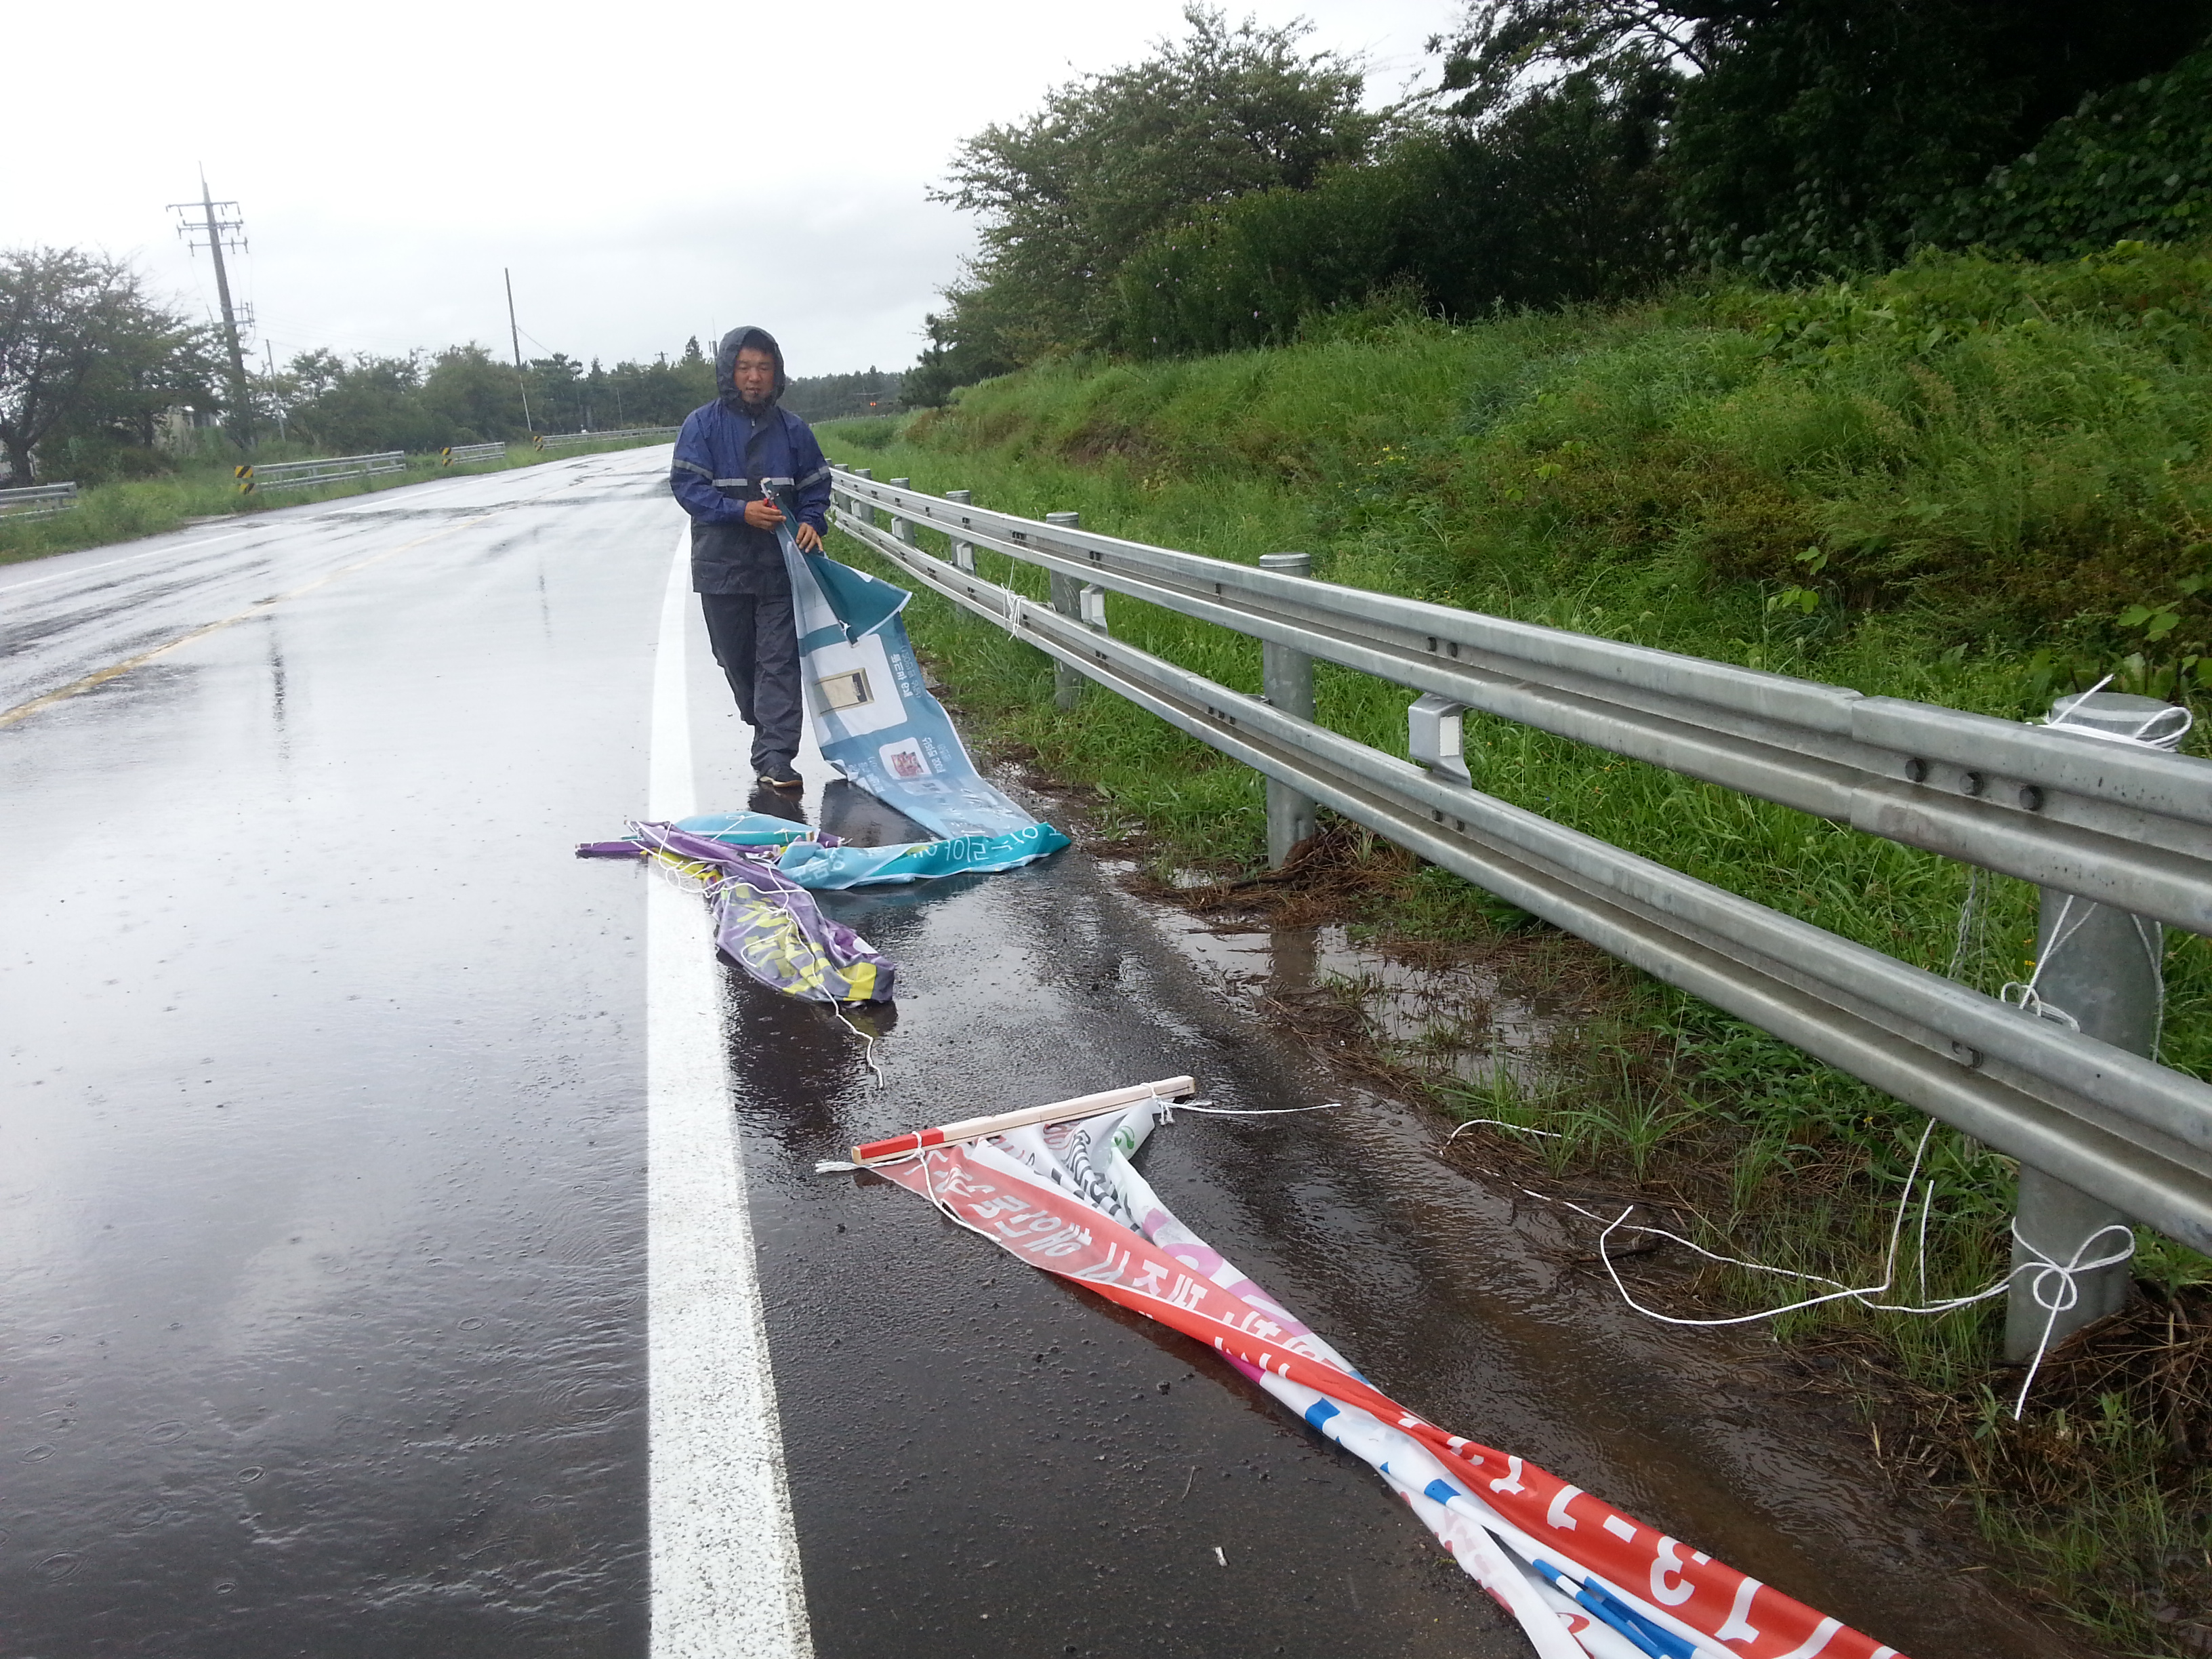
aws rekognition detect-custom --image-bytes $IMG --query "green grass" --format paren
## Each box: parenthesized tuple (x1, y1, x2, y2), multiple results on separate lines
(0, 434, 668, 568)
(819, 241, 2212, 1654)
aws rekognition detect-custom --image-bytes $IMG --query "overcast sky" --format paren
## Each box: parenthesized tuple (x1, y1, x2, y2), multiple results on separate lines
(7, 0, 1461, 379)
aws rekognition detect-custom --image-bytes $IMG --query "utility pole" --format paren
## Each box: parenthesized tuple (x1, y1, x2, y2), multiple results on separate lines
(505, 268, 535, 434)
(169, 173, 255, 449)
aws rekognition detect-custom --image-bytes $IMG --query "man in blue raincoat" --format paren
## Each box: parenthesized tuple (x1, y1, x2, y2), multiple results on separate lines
(670, 326, 832, 790)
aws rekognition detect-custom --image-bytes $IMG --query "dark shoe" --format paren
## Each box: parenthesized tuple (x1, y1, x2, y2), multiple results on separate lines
(756, 766, 803, 790)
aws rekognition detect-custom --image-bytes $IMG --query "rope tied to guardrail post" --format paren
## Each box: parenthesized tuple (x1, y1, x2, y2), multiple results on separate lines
(1991, 675, 2187, 1050)
(1485, 1118, 2131, 1416)
(2043, 674, 2195, 749)
(2006, 1220, 2139, 1417)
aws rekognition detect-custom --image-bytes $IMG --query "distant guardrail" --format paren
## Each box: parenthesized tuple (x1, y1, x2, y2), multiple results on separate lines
(0, 482, 80, 520)
(441, 442, 508, 466)
(532, 426, 679, 451)
(236, 452, 406, 494)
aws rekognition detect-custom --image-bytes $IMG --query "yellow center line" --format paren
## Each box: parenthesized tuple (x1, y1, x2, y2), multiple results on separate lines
(0, 510, 505, 732)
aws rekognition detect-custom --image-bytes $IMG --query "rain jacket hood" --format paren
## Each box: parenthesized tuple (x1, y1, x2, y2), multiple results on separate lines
(716, 325, 787, 409)
(672, 327, 831, 596)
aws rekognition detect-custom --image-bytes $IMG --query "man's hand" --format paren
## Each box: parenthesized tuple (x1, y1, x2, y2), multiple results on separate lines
(743, 496, 820, 550)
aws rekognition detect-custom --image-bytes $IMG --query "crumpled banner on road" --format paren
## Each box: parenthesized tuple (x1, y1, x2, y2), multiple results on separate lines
(619, 821, 893, 1002)
(575, 514, 1065, 1002)
(860, 1103, 1905, 1659)
(579, 811, 1069, 890)
(774, 512, 1038, 840)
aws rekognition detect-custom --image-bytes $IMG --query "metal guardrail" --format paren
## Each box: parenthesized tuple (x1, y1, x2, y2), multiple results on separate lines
(828, 466, 2212, 1261)
(441, 442, 508, 466)
(0, 482, 81, 519)
(834, 474, 2212, 936)
(533, 426, 679, 451)
(236, 452, 406, 494)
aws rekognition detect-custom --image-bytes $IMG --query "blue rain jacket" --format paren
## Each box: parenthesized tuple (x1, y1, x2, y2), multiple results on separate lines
(670, 325, 832, 595)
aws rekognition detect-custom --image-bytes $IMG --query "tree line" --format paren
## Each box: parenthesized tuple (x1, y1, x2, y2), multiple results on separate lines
(0, 253, 905, 487)
(908, 1, 2212, 399)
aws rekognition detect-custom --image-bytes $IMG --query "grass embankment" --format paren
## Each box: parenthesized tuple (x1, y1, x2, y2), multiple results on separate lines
(820, 243, 2212, 1654)
(0, 435, 667, 568)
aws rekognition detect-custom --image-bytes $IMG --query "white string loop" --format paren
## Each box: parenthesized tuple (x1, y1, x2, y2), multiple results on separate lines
(2007, 1221, 2137, 1418)
(1501, 1117, 2137, 1417)
(1997, 890, 2094, 1031)
(1162, 1099, 1342, 1120)
(1446, 1118, 1564, 1142)
(2043, 676, 2194, 749)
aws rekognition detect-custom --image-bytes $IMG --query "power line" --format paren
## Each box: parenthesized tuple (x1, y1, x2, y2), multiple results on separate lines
(168, 170, 255, 449)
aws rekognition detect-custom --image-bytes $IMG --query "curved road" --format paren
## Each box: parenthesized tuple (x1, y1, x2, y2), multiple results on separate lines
(1, 449, 2068, 1658)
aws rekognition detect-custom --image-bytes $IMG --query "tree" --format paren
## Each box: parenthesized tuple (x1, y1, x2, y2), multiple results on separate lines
(0, 247, 208, 484)
(782, 367, 905, 422)
(922, 5, 1385, 387)
(1431, 1, 2212, 279)
(1109, 60, 1675, 356)
(283, 350, 447, 455)
(523, 352, 586, 433)
(1427, 0, 1711, 120)
(419, 344, 526, 443)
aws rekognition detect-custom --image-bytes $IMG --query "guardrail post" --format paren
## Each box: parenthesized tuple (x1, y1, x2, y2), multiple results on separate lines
(1258, 552, 1318, 865)
(1045, 512, 1084, 710)
(945, 490, 976, 572)
(2003, 690, 2183, 1361)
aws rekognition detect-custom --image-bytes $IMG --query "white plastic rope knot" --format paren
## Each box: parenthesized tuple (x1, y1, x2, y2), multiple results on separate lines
(2007, 1220, 2137, 1419)
(2043, 675, 2194, 750)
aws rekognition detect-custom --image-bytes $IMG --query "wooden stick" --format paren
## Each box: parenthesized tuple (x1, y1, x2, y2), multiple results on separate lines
(851, 1076, 1197, 1166)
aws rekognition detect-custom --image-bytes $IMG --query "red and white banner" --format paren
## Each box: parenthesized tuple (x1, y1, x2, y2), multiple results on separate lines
(855, 1100, 1902, 1659)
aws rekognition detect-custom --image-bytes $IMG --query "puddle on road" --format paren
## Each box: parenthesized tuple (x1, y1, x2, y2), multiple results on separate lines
(1103, 865, 1559, 1092)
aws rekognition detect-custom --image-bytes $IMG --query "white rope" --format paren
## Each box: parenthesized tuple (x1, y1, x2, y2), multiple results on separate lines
(2001, 678, 2186, 1033)
(2043, 676, 2194, 749)
(1557, 1120, 1948, 1322)
(1507, 1115, 2135, 1418)
(1650, 679, 2183, 1412)
(1995, 875, 2166, 1059)
(832, 1003, 886, 1087)
(1999, 892, 2093, 1031)
(1445, 1117, 1564, 1142)
(2007, 1221, 2137, 1418)
(1161, 1100, 1342, 1120)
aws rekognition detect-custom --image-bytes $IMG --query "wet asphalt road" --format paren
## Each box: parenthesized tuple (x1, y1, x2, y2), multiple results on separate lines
(2, 449, 2068, 1658)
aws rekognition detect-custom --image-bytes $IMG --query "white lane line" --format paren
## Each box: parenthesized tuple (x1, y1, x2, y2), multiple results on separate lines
(647, 526, 813, 1659)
